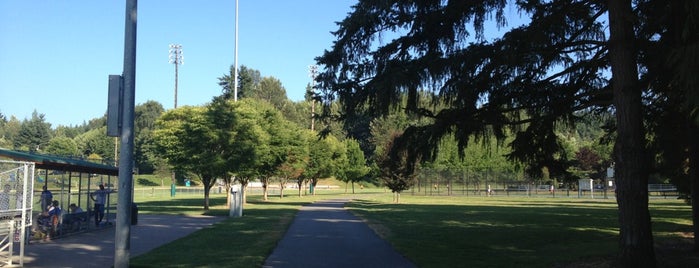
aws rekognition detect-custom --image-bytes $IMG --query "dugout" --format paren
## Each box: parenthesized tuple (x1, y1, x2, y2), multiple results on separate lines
(0, 148, 119, 241)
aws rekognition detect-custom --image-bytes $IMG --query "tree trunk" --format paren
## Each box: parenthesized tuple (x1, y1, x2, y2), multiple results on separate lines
(690, 125, 699, 252)
(204, 185, 211, 210)
(280, 179, 286, 199)
(225, 181, 231, 209)
(311, 179, 317, 195)
(608, 1, 656, 266)
(242, 183, 248, 204)
(297, 179, 303, 197)
(262, 184, 268, 201)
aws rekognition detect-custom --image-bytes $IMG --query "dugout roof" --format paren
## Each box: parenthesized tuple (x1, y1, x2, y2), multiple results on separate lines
(0, 148, 118, 176)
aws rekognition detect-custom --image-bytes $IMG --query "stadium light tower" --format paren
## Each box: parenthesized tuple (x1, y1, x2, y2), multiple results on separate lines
(168, 44, 183, 198)
(308, 64, 319, 131)
(168, 44, 183, 108)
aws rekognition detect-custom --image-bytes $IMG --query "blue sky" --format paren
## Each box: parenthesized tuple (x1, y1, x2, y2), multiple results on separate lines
(0, 0, 356, 127)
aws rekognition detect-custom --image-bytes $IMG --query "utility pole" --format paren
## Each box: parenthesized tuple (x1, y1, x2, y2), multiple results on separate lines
(115, 0, 137, 267)
(168, 44, 182, 197)
(308, 64, 318, 131)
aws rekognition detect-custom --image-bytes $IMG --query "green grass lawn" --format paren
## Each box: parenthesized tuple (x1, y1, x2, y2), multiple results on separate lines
(129, 191, 696, 267)
(349, 195, 621, 267)
(129, 190, 351, 267)
(348, 195, 696, 267)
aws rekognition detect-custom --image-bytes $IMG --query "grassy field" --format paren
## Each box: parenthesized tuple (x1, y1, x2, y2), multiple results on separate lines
(128, 190, 697, 267)
(348, 195, 696, 267)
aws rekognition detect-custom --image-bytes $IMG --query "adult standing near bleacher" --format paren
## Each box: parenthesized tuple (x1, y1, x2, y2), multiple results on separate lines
(40, 185, 52, 212)
(90, 184, 112, 227)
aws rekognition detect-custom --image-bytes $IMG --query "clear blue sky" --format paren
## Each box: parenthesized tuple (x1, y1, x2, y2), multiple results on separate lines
(0, 0, 356, 127)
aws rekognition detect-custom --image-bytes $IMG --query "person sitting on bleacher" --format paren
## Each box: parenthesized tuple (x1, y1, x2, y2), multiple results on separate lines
(45, 200, 61, 226)
(36, 200, 61, 239)
(64, 203, 86, 232)
(69, 203, 83, 213)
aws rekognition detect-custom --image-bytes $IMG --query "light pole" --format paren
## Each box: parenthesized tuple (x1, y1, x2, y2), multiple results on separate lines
(308, 64, 318, 131)
(233, 0, 239, 102)
(168, 44, 183, 108)
(168, 44, 182, 197)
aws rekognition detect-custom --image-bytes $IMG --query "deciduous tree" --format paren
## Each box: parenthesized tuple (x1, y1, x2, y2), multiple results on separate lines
(339, 138, 369, 193)
(152, 106, 228, 209)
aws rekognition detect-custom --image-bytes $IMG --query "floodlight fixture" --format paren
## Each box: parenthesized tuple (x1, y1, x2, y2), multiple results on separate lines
(168, 44, 183, 108)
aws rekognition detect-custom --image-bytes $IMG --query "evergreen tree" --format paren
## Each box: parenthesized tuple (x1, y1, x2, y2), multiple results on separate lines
(315, 1, 694, 265)
(14, 111, 52, 152)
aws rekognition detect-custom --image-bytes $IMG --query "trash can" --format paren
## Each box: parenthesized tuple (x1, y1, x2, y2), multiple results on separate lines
(131, 203, 138, 225)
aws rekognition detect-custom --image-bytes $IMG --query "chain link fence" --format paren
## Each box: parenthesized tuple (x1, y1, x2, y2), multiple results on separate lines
(410, 168, 613, 198)
(0, 160, 34, 266)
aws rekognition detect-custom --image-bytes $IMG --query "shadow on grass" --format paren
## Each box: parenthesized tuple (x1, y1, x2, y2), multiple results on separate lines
(130, 207, 299, 267)
(136, 178, 160, 186)
(347, 199, 693, 268)
(129, 194, 337, 267)
(133, 196, 235, 217)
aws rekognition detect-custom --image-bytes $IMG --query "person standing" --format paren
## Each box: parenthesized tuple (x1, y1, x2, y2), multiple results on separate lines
(40, 185, 53, 212)
(90, 184, 112, 226)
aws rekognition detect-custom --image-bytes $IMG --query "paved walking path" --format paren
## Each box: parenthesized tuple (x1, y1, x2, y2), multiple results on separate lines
(16, 199, 413, 267)
(263, 199, 415, 268)
(16, 214, 225, 267)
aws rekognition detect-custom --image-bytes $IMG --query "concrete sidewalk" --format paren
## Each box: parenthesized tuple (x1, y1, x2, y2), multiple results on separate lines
(263, 199, 415, 268)
(17, 214, 226, 267)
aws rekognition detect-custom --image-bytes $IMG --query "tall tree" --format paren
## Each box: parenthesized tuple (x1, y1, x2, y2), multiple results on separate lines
(314, 1, 689, 266)
(607, 2, 655, 264)
(225, 98, 272, 203)
(1, 117, 21, 149)
(302, 134, 344, 195)
(257, 103, 306, 199)
(46, 136, 79, 157)
(339, 138, 369, 193)
(218, 65, 262, 100)
(641, 0, 699, 251)
(134, 101, 165, 174)
(14, 111, 52, 152)
(0, 113, 10, 148)
(377, 131, 419, 202)
(74, 126, 113, 162)
(252, 77, 289, 110)
(152, 106, 229, 210)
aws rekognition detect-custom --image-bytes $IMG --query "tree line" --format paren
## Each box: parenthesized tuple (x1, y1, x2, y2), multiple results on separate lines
(1, 64, 619, 199)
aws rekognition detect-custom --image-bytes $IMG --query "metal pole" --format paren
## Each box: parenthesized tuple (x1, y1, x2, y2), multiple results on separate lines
(233, 0, 239, 102)
(174, 61, 178, 108)
(308, 65, 318, 131)
(168, 44, 181, 197)
(115, 0, 136, 267)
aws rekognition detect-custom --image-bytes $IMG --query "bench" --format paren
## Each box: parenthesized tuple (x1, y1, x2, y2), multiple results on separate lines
(61, 212, 89, 233)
